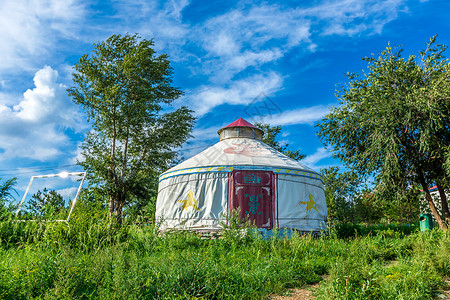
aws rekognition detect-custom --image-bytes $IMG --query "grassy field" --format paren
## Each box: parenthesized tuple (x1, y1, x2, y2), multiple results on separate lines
(0, 218, 448, 299)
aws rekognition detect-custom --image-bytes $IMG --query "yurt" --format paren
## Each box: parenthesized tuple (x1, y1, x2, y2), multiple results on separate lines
(156, 118, 327, 232)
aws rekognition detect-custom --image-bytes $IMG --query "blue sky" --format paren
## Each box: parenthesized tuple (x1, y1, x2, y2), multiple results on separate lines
(0, 0, 449, 201)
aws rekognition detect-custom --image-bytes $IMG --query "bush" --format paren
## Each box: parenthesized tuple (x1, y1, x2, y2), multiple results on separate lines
(332, 223, 419, 238)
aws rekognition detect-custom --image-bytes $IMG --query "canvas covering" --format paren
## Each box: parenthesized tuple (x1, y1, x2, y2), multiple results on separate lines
(156, 137, 327, 231)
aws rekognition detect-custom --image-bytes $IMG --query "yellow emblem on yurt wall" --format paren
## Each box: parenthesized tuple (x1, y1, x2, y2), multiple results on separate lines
(178, 191, 200, 211)
(300, 193, 318, 212)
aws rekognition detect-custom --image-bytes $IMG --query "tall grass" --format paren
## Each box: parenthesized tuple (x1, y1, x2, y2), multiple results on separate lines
(0, 215, 448, 299)
(316, 230, 449, 299)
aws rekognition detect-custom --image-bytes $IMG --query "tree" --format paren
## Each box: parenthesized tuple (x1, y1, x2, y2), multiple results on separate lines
(0, 177, 17, 202)
(68, 34, 195, 222)
(255, 123, 306, 160)
(0, 177, 17, 219)
(317, 36, 450, 229)
(320, 166, 363, 224)
(369, 182, 421, 224)
(321, 167, 420, 225)
(26, 188, 65, 217)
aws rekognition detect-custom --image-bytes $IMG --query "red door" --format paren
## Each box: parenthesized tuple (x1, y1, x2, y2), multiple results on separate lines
(231, 170, 274, 228)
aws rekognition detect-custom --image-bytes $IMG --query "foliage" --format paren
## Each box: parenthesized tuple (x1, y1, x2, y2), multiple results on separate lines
(317, 36, 450, 229)
(255, 122, 306, 160)
(445, 146, 450, 177)
(68, 34, 195, 222)
(353, 190, 384, 224)
(0, 177, 17, 220)
(321, 166, 421, 225)
(121, 171, 159, 222)
(0, 177, 17, 202)
(331, 223, 419, 239)
(320, 166, 363, 223)
(0, 192, 115, 251)
(371, 182, 421, 224)
(25, 188, 66, 218)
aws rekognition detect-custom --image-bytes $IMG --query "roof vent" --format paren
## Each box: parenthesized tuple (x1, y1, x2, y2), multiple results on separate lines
(217, 118, 264, 141)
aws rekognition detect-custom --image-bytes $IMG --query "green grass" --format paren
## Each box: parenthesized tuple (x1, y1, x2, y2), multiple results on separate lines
(315, 230, 449, 299)
(0, 218, 448, 299)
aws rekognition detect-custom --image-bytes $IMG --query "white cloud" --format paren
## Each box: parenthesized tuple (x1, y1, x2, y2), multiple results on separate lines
(109, 0, 190, 55)
(303, 0, 407, 36)
(14, 66, 66, 122)
(249, 105, 330, 126)
(0, 0, 85, 72)
(191, 126, 223, 140)
(178, 0, 408, 113)
(204, 32, 239, 56)
(191, 0, 407, 82)
(194, 5, 312, 83)
(0, 66, 84, 162)
(68, 142, 85, 165)
(303, 147, 330, 166)
(223, 49, 284, 78)
(199, 5, 312, 50)
(190, 72, 283, 116)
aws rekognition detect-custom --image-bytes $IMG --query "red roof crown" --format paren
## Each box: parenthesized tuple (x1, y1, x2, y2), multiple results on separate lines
(222, 117, 257, 129)
(217, 117, 264, 140)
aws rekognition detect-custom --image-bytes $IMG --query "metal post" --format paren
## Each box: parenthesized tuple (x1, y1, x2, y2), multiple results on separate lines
(66, 172, 86, 222)
(15, 171, 87, 221)
(15, 176, 35, 217)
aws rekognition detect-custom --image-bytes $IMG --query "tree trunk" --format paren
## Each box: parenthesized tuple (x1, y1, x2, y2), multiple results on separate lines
(418, 172, 448, 230)
(109, 107, 117, 220)
(109, 195, 115, 219)
(121, 129, 129, 179)
(436, 181, 450, 225)
(114, 195, 124, 224)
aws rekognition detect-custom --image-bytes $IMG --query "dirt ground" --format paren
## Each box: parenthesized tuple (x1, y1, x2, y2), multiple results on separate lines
(268, 284, 319, 300)
(442, 277, 450, 299)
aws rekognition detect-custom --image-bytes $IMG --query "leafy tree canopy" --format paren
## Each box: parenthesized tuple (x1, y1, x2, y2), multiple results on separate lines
(317, 36, 450, 229)
(320, 166, 362, 223)
(26, 188, 65, 217)
(68, 34, 196, 222)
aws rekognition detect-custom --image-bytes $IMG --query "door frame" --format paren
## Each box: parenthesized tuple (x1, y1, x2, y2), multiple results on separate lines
(227, 170, 278, 229)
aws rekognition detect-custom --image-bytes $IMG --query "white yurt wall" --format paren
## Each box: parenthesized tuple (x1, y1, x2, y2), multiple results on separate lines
(155, 118, 327, 232)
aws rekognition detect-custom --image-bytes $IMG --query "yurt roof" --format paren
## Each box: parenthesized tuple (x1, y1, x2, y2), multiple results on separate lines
(164, 137, 315, 174)
(162, 118, 316, 176)
(219, 117, 258, 130)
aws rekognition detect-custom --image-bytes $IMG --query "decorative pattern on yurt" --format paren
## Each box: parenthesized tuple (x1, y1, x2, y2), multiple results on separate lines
(156, 118, 327, 232)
